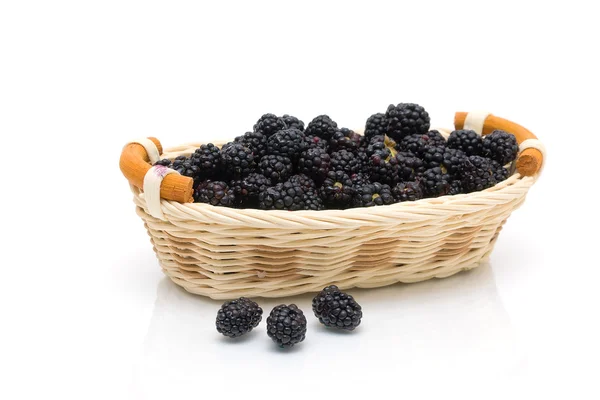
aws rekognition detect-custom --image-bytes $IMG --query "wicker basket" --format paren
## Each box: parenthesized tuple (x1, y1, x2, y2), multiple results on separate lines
(120, 111, 544, 299)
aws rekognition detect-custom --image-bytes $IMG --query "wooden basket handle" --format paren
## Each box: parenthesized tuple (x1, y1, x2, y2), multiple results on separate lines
(119, 137, 194, 203)
(454, 112, 544, 176)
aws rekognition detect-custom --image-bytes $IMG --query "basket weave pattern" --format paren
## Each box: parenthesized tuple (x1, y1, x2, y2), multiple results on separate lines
(131, 143, 537, 299)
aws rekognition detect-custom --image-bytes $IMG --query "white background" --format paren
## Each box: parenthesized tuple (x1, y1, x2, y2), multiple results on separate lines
(1, 1, 599, 399)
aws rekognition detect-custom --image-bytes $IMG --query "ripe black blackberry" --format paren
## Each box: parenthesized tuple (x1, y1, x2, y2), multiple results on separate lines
(154, 159, 172, 167)
(266, 304, 307, 348)
(216, 297, 263, 338)
(172, 156, 201, 182)
(194, 180, 236, 207)
(253, 113, 287, 137)
(303, 190, 325, 210)
(304, 134, 329, 151)
(396, 151, 425, 181)
(230, 173, 271, 208)
(288, 174, 317, 192)
(297, 147, 331, 182)
(368, 148, 400, 185)
(305, 115, 338, 141)
(190, 143, 221, 179)
(418, 167, 451, 198)
(385, 103, 430, 141)
(364, 113, 387, 139)
(220, 143, 257, 179)
(258, 155, 293, 183)
(258, 181, 305, 211)
(234, 131, 268, 159)
(329, 128, 362, 153)
(460, 156, 498, 193)
(319, 170, 355, 209)
(399, 130, 446, 156)
(281, 114, 305, 131)
(312, 285, 362, 331)
(482, 130, 519, 165)
(353, 182, 395, 207)
(447, 129, 483, 156)
(267, 128, 307, 162)
(392, 181, 424, 202)
(330, 149, 362, 175)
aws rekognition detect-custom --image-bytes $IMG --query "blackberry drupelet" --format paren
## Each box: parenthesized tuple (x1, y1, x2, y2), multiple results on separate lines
(191, 143, 221, 179)
(353, 182, 395, 207)
(253, 113, 287, 137)
(312, 285, 362, 330)
(418, 167, 451, 198)
(258, 181, 305, 211)
(305, 115, 338, 141)
(460, 156, 498, 193)
(258, 154, 293, 183)
(281, 114, 305, 131)
(234, 131, 268, 159)
(303, 190, 325, 210)
(266, 304, 307, 348)
(399, 130, 446, 156)
(154, 159, 172, 167)
(172, 156, 201, 182)
(230, 173, 271, 207)
(482, 130, 519, 165)
(220, 143, 257, 179)
(216, 297, 263, 338)
(330, 149, 362, 175)
(329, 128, 362, 153)
(392, 181, 424, 202)
(385, 103, 430, 141)
(267, 128, 307, 162)
(447, 129, 483, 156)
(364, 113, 387, 139)
(288, 174, 317, 191)
(297, 147, 331, 182)
(194, 180, 236, 207)
(319, 170, 355, 209)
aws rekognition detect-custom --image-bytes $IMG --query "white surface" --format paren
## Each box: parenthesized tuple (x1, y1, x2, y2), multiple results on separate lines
(1, 1, 599, 399)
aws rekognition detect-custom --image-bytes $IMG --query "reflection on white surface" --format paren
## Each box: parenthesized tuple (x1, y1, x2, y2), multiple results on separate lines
(133, 263, 523, 397)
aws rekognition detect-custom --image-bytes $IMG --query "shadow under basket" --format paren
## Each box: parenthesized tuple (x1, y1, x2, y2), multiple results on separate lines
(121, 111, 544, 299)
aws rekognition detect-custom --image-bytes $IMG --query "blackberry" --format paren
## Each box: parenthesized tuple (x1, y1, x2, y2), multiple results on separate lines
(288, 174, 317, 192)
(368, 148, 400, 185)
(154, 159, 172, 167)
(304, 134, 329, 151)
(234, 131, 268, 159)
(448, 180, 463, 195)
(253, 113, 287, 137)
(190, 143, 221, 179)
(258, 155, 293, 183)
(353, 182, 395, 207)
(399, 130, 446, 156)
(258, 181, 305, 211)
(418, 167, 451, 197)
(220, 143, 257, 179)
(319, 170, 355, 209)
(194, 180, 236, 207)
(364, 113, 387, 139)
(396, 151, 425, 181)
(312, 285, 362, 331)
(281, 114, 305, 131)
(482, 130, 519, 165)
(303, 190, 325, 210)
(230, 173, 271, 208)
(385, 103, 430, 141)
(392, 181, 424, 202)
(460, 156, 498, 193)
(305, 115, 338, 141)
(266, 304, 307, 348)
(267, 128, 307, 162)
(172, 156, 201, 182)
(297, 147, 331, 182)
(330, 150, 362, 175)
(447, 129, 483, 156)
(329, 128, 362, 153)
(216, 297, 263, 338)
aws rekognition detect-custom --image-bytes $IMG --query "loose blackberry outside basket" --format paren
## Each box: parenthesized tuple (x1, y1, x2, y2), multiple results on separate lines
(119, 111, 545, 299)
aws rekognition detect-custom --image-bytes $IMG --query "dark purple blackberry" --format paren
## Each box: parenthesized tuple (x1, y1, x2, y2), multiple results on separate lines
(353, 182, 395, 207)
(216, 297, 263, 338)
(448, 180, 463, 195)
(368, 148, 400, 185)
(288, 174, 317, 192)
(172, 156, 201, 182)
(305, 115, 338, 141)
(258, 181, 305, 211)
(154, 159, 172, 167)
(447, 129, 483, 156)
(319, 170, 355, 209)
(234, 131, 268, 159)
(418, 167, 451, 198)
(303, 190, 325, 210)
(297, 147, 331, 182)
(350, 172, 370, 187)
(194, 180, 236, 207)
(190, 143, 221, 179)
(329, 128, 362, 153)
(230, 173, 271, 207)
(304, 134, 329, 151)
(460, 156, 498, 193)
(253, 113, 287, 137)
(482, 130, 519, 165)
(364, 113, 387, 139)
(266, 304, 307, 348)
(267, 128, 307, 162)
(281, 114, 305, 131)
(312, 285, 362, 331)
(330, 150, 362, 175)
(396, 151, 425, 181)
(258, 155, 293, 183)
(399, 130, 446, 156)
(385, 103, 430, 141)
(220, 142, 257, 179)
(392, 181, 424, 202)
